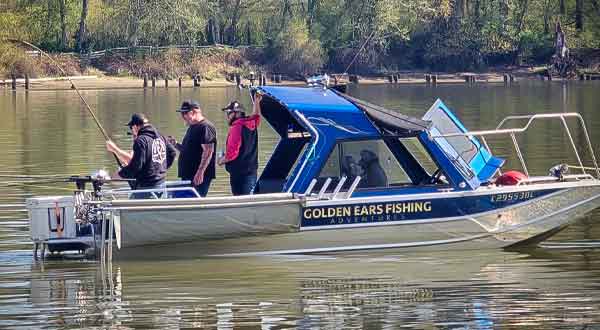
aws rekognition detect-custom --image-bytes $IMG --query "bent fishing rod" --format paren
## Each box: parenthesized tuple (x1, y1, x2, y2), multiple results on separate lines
(5, 39, 122, 167)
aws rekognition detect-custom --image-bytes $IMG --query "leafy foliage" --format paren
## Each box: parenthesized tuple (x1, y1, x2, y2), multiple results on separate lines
(1, 0, 600, 75)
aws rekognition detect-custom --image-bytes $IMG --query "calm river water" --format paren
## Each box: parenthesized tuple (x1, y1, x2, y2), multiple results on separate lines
(1, 81, 600, 329)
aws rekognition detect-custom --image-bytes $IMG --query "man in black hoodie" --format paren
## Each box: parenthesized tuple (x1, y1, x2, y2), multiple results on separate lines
(106, 113, 177, 198)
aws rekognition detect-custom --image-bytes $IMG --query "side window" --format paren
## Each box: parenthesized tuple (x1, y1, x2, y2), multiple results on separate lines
(316, 140, 412, 191)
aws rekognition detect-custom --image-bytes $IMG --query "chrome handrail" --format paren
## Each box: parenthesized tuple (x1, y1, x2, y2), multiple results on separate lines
(108, 186, 200, 199)
(432, 113, 600, 179)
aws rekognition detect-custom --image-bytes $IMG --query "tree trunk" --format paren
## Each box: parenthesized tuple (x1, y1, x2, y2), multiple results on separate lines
(58, 0, 67, 50)
(560, 0, 566, 14)
(575, 0, 584, 31)
(246, 23, 251, 45)
(76, 0, 89, 52)
(127, 0, 140, 47)
(474, 0, 481, 26)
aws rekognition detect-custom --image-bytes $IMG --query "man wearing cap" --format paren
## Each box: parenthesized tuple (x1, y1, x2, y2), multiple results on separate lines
(170, 100, 217, 197)
(217, 93, 262, 195)
(106, 113, 177, 198)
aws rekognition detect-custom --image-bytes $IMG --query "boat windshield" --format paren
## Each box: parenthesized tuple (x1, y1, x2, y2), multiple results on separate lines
(427, 109, 478, 164)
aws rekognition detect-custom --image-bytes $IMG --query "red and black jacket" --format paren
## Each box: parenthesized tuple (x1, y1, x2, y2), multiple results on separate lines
(224, 114, 260, 177)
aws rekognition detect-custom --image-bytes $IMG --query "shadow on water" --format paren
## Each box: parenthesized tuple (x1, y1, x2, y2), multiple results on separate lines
(0, 249, 599, 329)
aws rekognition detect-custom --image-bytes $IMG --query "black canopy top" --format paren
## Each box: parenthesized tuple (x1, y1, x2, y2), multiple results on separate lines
(339, 93, 432, 137)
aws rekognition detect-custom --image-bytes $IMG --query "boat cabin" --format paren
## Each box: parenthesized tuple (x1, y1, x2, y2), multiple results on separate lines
(253, 86, 504, 197)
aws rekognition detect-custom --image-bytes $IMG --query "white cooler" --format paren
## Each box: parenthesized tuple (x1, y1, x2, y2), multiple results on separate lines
(26, 196, 76, 242)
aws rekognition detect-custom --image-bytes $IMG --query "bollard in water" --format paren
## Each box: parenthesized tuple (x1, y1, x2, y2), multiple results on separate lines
(425, 74, 431, 84)
(143, 73, 148, 88)
(431, 74, 437, 84)
(165, 78, 169, 88)
(235, 73, 241, 87)
(11, 75, 16, 90)
(151, 76, 156, 88)
(393, 74, 399, 83)
(388, 75, 393, 83)
(178, 77, 182, 88)
(25, 74, 30, 90)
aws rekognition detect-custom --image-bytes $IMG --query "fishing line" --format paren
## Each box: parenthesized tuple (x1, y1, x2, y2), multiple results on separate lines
(343, 30, 377, 74)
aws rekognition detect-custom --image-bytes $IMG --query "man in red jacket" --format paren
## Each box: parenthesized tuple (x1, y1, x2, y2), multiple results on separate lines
(217, 93, 262, 195)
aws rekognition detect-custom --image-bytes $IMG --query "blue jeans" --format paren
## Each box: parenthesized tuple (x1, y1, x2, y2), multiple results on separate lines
(194, 178, 213, 197)
(130, 182, 166, 199)
(230, 174, 257, 196)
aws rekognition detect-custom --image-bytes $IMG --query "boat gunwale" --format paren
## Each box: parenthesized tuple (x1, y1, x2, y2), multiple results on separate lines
(108, 198, 302, 211)
(306, 179, 600, 207)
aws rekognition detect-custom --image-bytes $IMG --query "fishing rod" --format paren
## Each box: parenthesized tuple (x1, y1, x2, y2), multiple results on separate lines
(343, 30, 377, 75)
(5, 39, 122, 166)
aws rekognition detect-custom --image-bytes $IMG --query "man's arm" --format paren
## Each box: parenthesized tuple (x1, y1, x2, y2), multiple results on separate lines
(218, 125, 242, 166)
(118, 139, 146, 179)
(193, 143, 214, 186)
(106, 140, 133, 166)
(251, 93, 263, 116)
(165, 137, 177, 169)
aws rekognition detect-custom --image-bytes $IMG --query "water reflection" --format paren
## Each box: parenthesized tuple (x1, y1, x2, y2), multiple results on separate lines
(8, 249, 598, 329)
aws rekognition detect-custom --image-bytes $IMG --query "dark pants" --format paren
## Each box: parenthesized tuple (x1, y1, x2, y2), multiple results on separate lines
(130, 182, 166, 199)
(230, 174, 257, 196)
(194, 178, 213, 197)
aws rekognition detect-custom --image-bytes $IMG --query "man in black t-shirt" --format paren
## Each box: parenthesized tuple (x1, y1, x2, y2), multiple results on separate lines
(169, 100, 217, 197)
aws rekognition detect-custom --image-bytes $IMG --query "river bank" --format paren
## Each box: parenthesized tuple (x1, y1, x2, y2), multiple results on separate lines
(0, 68, 558, 91)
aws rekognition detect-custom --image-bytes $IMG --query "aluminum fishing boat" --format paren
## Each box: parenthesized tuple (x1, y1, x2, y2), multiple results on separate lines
(27, 84, 600, 257)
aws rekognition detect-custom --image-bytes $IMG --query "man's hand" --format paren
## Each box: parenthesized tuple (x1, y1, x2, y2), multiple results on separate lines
(106, 140, 118, 153)
(193, 170, 204, 186)
(217, 156, 226, 166)
(166, 135, 177, 145)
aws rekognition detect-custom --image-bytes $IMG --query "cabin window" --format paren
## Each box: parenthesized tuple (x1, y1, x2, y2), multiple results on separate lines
(316, 140, 412, 191)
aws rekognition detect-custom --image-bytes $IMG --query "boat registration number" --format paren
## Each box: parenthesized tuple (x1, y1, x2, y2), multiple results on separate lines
(490, 191, 535, 202)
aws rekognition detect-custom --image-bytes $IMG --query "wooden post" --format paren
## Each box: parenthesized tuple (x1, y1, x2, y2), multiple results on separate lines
(143, 73, 148, 88)
(178, 77, 182, 88)
(235, 73, 241, 87)
(509, 75, 515, 82)
(425, 74, 431, 84)
(387, 75, 393, 83)
(165, 77, 169, 88)
(25, 74, 30, 90)
(431, 74, 437, 85)
(11, 75, 17, 90)
(393, 74, 398, 83)
(504, 74, 509, 84)
(151, 76, 156, 88)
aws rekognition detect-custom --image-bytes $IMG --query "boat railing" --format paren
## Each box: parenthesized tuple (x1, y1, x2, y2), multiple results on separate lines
(432, 112, 600, 179)
(516, 173, 596, 186)
(104, 180, 200, 199)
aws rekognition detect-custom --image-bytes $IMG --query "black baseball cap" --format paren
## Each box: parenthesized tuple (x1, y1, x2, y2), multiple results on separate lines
(177, 100, 200, 113)
(221, 100, 245, 113)
(125, 113, 148, 127)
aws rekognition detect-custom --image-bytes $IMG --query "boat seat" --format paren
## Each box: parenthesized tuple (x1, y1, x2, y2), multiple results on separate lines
(469, 146, 505, 183)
